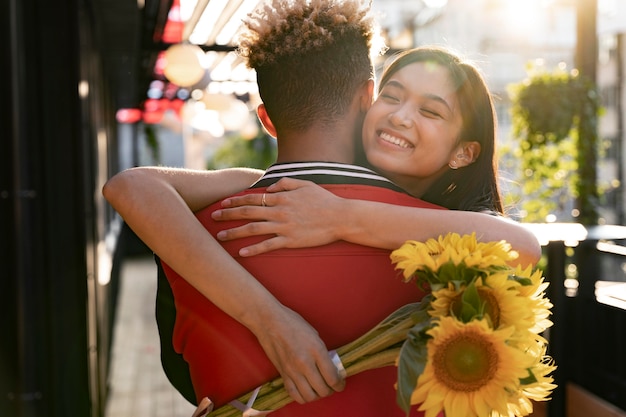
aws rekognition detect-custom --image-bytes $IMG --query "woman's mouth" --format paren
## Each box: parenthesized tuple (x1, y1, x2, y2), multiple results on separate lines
(379, 131, 413, 149)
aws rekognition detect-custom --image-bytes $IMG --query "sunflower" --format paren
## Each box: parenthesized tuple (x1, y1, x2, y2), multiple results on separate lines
(411, 317, 534, 417)
(390, 233, 519, 289)
(504, 353, 557, 417)
(391, 239, 440, 281)
(514, 341, 557, 397)
(429, 274, 547, 337)
(511, 265, 554, 335)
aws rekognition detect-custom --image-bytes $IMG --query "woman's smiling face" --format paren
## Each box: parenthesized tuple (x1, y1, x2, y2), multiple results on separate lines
(362, 61, 465, 196)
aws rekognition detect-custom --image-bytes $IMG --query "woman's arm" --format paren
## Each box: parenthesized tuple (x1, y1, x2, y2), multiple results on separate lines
(102, 167, 345, 403)
(212, 178, 542, 267)
(105, 166, 264, 212)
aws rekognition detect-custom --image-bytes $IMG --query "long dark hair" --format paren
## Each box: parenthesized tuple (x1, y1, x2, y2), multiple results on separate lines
(379, 46, 503, 214)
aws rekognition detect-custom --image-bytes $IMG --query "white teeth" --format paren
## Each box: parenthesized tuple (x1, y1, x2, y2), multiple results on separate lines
(379, 131, 411, 148)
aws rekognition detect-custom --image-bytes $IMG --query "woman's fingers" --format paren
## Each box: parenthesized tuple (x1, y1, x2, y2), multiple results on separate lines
(277, 345, 344, 404)
(266, 177, 316, 192)
(221, 177, 316, 208)
(213, 179, 341, 254)
(254, 307, 344, 405)
(191, 398, 213, 417)
(215, 221, 273, 239)
(237, 238, 284, 257)
(221, 193, 268, 209)
(213, 205, 270, 221)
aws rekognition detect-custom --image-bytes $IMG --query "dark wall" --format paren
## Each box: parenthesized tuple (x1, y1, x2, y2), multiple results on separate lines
(1, 0, 120, 416)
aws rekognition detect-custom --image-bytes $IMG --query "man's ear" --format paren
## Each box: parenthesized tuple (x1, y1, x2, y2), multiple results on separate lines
(256, 104, 277, 138)
(455, 141, 481, 168)
(360, 79, 375, 113)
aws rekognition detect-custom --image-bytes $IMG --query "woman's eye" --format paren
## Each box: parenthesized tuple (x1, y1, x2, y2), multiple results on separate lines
(381, 94, 399, 102)
(421, 108, 442, 118)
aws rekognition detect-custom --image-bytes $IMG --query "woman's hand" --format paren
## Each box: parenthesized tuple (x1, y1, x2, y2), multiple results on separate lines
(251, 304, 346, 403)
(212, 178, 345, 256)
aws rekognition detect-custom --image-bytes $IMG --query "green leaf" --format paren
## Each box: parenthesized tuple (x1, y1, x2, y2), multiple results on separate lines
(519, 368, 539, 385)
(409, 300, 434, 328)
(458, 281, 482, 322)
(508, 274, 533, 286)
(396, 320, 432, 414)
(438, 262, 464, 283)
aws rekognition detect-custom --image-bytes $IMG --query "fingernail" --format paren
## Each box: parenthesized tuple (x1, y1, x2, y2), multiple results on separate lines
(211, 210, 222, 219)
(216, 231, 226, 240)
(192, 398, 213, 417)
(221, 198, 232, 207)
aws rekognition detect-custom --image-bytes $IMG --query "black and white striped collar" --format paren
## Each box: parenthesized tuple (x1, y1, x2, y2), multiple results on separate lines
(251, 161, 406, 193)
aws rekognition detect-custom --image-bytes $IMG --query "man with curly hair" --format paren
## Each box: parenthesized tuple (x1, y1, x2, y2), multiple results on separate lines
(153, 0, 438, 415)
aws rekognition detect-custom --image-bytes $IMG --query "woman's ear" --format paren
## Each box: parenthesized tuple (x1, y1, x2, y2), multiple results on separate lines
(454, 141, 481, 168)
(256, 104, 277, 138)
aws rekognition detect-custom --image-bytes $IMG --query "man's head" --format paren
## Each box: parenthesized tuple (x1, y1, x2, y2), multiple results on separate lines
(238, 0, 385, 138)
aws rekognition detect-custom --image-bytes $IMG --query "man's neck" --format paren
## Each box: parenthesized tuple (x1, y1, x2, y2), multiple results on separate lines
(274, 121, 358, 164)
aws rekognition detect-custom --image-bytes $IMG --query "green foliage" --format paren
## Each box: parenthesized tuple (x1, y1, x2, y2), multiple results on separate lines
(501, 135, 578, 222)
(207, 129, 277, 170)
(396, 299, 432, 414)
(510, 70, 578, 145)
(507, 65, 601, 224)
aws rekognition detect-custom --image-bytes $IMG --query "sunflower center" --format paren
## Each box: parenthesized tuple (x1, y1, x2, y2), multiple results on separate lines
(433, 328, 499, 392)
(451, 287, 501, 327)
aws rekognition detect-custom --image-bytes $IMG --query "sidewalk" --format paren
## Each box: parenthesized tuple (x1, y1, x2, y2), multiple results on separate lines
(105, 256, 196, 417)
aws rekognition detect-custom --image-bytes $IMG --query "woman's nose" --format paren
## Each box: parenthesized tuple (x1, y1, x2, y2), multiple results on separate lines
(388, 106, 413, 128)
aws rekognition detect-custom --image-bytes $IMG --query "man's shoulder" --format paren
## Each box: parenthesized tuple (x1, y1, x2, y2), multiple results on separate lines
(323, 184, 444, 210)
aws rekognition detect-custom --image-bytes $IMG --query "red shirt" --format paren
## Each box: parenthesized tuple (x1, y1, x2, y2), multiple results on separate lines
(161, 164, 444, 416)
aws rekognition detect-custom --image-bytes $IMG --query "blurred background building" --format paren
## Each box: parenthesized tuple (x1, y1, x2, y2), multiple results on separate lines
(2, 0, 626, 416)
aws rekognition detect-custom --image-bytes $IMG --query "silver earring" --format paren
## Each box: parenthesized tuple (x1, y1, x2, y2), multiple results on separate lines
(448, 160, 458, 170)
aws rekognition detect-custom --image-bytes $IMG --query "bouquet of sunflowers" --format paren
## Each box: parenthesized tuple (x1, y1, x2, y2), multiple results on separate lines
(209, 233, 556, 417)
(391, 232, 556, 417)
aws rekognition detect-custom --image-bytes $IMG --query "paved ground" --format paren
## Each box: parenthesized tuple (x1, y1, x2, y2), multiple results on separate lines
(104, 256, 196, 417)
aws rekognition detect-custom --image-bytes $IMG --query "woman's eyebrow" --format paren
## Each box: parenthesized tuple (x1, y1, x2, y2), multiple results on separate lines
(422, 93, 453, 113)
(381, 80, 405, 91)
(383, 79, 454, 113)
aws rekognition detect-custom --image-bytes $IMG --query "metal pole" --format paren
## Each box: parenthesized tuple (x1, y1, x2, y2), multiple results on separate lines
(545, 241, 568, 417)
(575, 0, 599, 224)
(576, 0, 598, 80)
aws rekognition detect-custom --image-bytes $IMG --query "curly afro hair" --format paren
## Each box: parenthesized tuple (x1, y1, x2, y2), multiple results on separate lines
(237, 0, 386, 133)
